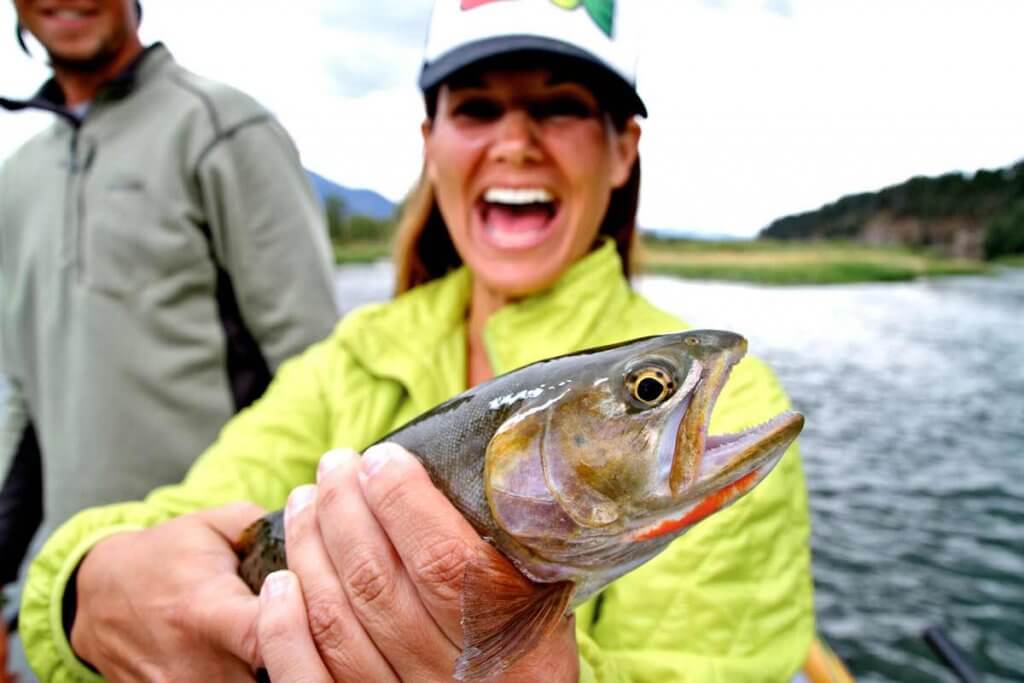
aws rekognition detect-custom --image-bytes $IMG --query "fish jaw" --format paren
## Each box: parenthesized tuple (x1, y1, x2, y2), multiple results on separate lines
(671, 331, 749, 494)
(631, 410, 804, 543)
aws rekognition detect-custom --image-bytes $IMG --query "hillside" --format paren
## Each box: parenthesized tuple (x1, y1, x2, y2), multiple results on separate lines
(759, 160, 1024, 260)
(306, 170, 396, 220)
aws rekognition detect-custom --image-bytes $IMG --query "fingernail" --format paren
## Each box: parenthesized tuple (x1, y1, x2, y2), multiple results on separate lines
(262, 571, 292, 601)
(360, 443, 406, 480)
(317, 448, 356, 483)
(285, 484, 317, 523)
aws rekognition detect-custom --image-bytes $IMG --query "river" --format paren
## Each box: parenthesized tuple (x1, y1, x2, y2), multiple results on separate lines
(335, 263, 1024, 682)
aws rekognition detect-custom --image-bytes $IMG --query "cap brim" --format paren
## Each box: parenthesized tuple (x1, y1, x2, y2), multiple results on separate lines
(418, 34, 646, 117)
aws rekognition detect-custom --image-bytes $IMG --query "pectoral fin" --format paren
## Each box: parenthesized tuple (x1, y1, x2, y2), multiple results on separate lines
(455, 546, 574, 680)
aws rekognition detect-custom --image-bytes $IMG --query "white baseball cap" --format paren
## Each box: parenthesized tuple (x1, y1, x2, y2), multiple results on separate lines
(419, 0, 646, 117)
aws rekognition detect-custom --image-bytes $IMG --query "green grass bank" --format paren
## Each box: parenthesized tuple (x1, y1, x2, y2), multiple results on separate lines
(330, 235, 991, 285)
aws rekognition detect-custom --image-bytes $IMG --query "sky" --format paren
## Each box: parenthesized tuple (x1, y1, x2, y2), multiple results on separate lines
(1, 0, 1022, 237)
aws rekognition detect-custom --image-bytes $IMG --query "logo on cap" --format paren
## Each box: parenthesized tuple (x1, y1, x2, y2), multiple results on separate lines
(460, 0, 614, 37)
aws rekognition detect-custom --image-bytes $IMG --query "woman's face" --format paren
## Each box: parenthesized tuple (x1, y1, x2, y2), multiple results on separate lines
(423, 67, 640, 299)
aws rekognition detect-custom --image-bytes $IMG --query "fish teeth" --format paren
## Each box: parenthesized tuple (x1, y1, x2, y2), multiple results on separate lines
(484, 187, 553, 205)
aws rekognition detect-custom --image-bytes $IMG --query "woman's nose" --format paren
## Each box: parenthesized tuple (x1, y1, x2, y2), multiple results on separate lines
(488, 109, 542, 165)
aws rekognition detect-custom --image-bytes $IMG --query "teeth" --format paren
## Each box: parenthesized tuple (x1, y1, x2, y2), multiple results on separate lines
(55, 9, 86, 18)
(484, 187, 553, 205)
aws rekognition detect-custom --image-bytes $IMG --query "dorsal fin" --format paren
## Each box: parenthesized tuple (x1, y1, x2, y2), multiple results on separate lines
(455, 546, 574, 680)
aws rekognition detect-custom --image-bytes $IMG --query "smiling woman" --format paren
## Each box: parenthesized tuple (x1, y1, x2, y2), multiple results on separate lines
(423, 65, 638, 316)
(18, 2, 822, 682)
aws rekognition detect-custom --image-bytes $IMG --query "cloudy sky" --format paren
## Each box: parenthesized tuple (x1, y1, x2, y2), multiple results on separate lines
(2, 0, 1022, 237)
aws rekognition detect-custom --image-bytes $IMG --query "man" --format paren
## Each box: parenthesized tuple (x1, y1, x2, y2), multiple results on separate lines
(0, 0, 338, 674)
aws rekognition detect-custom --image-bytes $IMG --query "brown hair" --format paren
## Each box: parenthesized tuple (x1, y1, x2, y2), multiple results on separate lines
(393, 157, 641, 295)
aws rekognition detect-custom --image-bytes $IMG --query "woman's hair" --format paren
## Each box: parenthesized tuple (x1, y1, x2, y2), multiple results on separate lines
(393, 157, 640, 295)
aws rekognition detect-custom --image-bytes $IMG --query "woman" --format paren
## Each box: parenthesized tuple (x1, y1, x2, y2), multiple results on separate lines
(20, 2, 816, 681)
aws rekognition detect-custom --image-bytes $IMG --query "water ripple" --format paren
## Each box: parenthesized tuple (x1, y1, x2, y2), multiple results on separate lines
(637, 269, 1024, 682)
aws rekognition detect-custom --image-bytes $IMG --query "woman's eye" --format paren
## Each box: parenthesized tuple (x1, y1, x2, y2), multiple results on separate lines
(629, 368, 676, 406)
(453, 98, 504, 122)
(530, 96, 597, 120)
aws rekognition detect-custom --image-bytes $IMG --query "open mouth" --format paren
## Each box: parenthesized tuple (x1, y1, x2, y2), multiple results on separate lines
(476, 187, 561, 251)
(631, 340, 805, 543)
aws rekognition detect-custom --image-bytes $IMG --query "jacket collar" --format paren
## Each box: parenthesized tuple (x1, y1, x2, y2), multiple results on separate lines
(0, 43, 171, 125)
(343, 239, 635, 415)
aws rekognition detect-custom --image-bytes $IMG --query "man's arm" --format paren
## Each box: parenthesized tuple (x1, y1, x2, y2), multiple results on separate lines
(195, 116, 339, 372)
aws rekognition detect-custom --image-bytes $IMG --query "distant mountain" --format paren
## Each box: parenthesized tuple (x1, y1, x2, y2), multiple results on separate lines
(641, 227, 750, 242)
(306, 170, 396, 221)
(759, 159, 1024, 260)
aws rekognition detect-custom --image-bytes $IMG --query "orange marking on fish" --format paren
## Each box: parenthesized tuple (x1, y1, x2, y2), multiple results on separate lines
(633, 470, 761, 542)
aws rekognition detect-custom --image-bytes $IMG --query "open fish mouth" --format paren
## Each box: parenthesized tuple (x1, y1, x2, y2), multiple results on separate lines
(696, 411, 804, 493)
(631, 410, 803, 543)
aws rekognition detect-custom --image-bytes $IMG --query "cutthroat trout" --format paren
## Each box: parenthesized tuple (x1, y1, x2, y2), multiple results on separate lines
(236, 330, 804, 679)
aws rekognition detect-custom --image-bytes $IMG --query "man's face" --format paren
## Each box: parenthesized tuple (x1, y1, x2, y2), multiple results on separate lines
(13, 0, 139, 70)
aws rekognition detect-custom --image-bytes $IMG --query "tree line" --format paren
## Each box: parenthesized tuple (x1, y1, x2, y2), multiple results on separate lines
(323, 195, 396, 244)
(759, 160, 1024, 260)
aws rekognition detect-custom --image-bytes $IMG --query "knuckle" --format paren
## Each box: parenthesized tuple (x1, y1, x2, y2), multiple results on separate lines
(411, 537, 469, 599)
(160, 599, 191, 635)
(370, 475, 414, 520)
(304, 595, 351, 653)
(343, 552, 394, 610)
(316, 481, 343, 514)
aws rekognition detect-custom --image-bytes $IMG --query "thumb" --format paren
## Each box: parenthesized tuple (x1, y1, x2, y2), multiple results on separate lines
(196, 502, 268, 542)
(192, 576, 263, 671)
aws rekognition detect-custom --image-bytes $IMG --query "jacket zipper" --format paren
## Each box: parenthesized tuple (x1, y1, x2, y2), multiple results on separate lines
(66, 118, 91, 283)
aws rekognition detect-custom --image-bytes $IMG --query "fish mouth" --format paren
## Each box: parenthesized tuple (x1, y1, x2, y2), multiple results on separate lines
(632, 408, 804, 543)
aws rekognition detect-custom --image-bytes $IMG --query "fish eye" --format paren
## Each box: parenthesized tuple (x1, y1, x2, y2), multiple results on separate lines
(627, 367, 676, 407)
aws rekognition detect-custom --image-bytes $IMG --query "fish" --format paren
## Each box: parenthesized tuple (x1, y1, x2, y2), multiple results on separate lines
(235, 329, 804, 680)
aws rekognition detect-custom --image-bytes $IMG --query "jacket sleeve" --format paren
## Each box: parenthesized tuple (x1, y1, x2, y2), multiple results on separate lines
(0, 380, 43, 586)
(19, 333, 343, 683)
(573, 357, 815, 682)
(195, 116, 339, 372)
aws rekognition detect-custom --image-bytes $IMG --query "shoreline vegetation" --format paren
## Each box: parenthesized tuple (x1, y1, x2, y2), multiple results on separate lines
(321, 157, 1022, 285)
(636, 236, 989, 285)
(330, 233, 1004, 285)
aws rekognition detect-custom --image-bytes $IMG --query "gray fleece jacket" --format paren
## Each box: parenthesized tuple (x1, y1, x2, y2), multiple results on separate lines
(0, 44, 339, 581)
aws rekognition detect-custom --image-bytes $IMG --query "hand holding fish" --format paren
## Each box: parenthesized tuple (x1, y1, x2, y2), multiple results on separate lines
(256, 445, 579, 682)
(70, 503, 266, 682)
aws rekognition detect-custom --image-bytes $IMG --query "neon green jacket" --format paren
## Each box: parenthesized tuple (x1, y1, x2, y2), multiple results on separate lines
(23, 241, 814, 681)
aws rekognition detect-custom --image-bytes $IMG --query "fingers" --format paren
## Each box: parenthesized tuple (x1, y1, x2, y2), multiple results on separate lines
(283, 481, 399, 682)
(314, 449, 461, 678)
(258, 571, 331, 683)
(356, 443, 482, 645)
